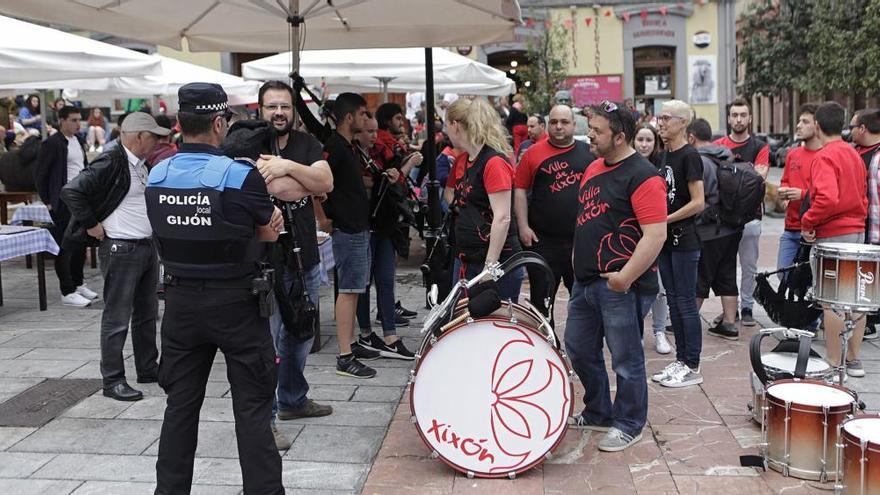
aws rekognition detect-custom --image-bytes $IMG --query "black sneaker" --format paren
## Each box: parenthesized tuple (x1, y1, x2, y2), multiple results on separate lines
(379, 339, 416, 360)
(396, 300, 418, 319)
(664, 325, 673, 335)
(865, 324, 879, 340)
(336, 354, 377, 379)
(708, 321, 739, 341)
(712, 312, 739, 326)
(351, 341, 380, 361)
(358, 332, 385, 352)
(741, 308, 756, 327)
(376, 312, 409, 327)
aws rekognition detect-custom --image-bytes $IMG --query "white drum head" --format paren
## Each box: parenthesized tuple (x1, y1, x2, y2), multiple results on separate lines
(762, 352, 831, 376)
(412, 319, 571, 477)
(843, 417, 880, 444)
(767, 382, 854, 407)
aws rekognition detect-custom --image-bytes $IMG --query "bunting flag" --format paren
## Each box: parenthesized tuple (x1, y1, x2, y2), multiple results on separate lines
(585, 17, 593, 27)
(603, 9, 612, 17)
(622, 12, 631, 23)
(660, 6, 669, 15)
(640, 9, 649, 20)
(525, 17, 535, 27)
(563, 18, 573, 29)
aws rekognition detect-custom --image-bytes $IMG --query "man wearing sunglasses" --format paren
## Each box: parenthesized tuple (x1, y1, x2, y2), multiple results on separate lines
(61, 112, 169, 402)
(566, 101, 667, 452)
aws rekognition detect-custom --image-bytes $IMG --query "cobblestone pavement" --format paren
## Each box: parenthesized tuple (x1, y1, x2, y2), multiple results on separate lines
(1, 202, 879, 493)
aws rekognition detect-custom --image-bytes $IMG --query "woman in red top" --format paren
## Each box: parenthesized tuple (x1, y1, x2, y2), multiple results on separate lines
(86, 107, 106, 152)
(446, 97, 522, 300)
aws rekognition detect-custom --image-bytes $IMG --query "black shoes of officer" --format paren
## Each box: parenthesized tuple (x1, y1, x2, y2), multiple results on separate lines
(358, 332, 415, 360)
(336, 354, 377, 379)
(103, 382, 143, 401)
(277, 399, 333, 420)
(396, 301, 418, 319)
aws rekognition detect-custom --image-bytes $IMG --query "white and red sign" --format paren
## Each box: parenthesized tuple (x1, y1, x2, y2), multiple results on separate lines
(411, 319, 572, 477)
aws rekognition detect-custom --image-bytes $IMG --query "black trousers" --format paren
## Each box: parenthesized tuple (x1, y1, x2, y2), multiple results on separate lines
(525, 237, 574, 327)
(155, 285, 282, 495)
(49, 202, 86, 296)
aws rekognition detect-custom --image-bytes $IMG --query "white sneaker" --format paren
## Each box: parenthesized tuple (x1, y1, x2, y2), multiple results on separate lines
(61, 292, 92, 307)
(96, 145, 103, 153)
(654, 331, 672, 355)
(660, 365, 703, 388)
(76, 285, 99, 300)
(652, 361, 684, 383)
(88, 145, 96, 153)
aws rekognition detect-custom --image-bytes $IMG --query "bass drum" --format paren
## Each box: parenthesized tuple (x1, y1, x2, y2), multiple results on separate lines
(410, 302, 572, 478)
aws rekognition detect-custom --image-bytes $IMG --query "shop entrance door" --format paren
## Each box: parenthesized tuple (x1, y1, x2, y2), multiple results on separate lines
(634, 46, 675, 119)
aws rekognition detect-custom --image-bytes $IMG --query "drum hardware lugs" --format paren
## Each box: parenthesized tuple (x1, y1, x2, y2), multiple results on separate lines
(783, 400, 792, 477)
(410, 415, 417, 424)
(507, 472, 516, 480)
(466, 471, 474, 479)
(822, 405, 830, 482)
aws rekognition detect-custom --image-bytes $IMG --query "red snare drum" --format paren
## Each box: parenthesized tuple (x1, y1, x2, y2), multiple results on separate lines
(763, 379, 857, 481)
(837, 414, 880, 495)
(410, 303, 573, 478)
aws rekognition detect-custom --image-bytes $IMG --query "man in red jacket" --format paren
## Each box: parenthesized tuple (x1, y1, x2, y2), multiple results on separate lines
(802, 101, 868, 381)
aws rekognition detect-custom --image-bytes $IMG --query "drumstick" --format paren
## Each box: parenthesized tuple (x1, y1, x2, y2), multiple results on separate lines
(441, 312, 471, 333)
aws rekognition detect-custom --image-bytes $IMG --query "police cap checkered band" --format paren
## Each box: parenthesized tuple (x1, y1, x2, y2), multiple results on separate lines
(178, 82, 229, 114)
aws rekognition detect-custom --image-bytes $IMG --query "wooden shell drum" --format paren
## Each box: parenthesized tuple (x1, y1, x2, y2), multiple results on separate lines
(410, 301, 573, 478)
(836, 414, 880, 495)
(763, 379, 858, 481)
(813, 243, 880, 312)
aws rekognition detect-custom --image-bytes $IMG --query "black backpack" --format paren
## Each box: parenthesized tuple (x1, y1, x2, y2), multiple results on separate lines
(707, 156, 765, 228)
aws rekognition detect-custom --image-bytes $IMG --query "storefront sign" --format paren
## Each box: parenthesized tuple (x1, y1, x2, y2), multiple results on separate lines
(633, 17, 675, 40)
(693, 31, 711, 48)
(561, 75, 623, 107)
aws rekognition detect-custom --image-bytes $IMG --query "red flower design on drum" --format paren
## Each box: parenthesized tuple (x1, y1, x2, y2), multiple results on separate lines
(596, 217, 640, 272)
(489, 322, 570, 473)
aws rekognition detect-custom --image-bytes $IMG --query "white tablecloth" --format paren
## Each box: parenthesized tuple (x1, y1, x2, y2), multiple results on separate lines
(0, 226, 60, 261)
(10, 203, 53, 225)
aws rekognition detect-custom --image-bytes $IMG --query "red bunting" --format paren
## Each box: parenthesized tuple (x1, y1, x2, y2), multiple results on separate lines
(640, 9, 648, 19)
(585, 17, 593, 27)
(525, 17, 534, 27)
(603, 9, 612, 17)
(563, 18, 573, 29)
(622, 12, 630, 22)
(659, 6, 668, 16)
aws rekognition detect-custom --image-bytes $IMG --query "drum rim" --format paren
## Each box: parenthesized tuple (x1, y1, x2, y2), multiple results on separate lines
(409, 316, 574, 478)
(815, 242, 880, 257)
(841, 413, 880, 451)
(760, 352, 832, 377)
(765, 378, 857, 411)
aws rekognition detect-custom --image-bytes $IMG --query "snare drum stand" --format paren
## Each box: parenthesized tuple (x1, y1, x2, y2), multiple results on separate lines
(831, 308, 864, 386)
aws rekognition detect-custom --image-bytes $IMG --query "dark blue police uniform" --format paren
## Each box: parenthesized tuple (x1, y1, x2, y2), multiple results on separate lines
(146, 83, 282, 495)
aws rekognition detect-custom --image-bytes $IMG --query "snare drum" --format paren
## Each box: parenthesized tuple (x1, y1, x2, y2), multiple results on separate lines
(750, 352, 833, 424)
(813, 243, 880, 311)
(763, 379, 858, 481)
(410, 301, 572, 478)
(836, 414, 880, 495)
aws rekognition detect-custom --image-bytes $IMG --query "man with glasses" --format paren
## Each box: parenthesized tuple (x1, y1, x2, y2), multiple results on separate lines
(515, 104, 594, 324)
(566, 101, 667, 452)
(146, 83, 286, 494)
(61, 113, 168, 401)
(252, 80, 335, 448)
(714, 98, 769, 327)
(851, 108, 880, 340)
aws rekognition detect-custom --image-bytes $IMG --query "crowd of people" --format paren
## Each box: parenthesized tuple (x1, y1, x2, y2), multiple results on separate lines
(13, 75, 880, 491)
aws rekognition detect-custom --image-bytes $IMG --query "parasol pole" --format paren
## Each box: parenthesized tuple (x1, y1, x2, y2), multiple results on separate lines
(288, 0, 301, 122)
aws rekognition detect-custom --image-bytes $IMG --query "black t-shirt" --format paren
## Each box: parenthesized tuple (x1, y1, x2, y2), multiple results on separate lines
(323, 131, 370, 233)
(271, 130, 323, 269)
(658, 144, 703, 251)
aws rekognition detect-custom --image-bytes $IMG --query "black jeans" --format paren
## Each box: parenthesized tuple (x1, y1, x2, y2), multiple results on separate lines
(155, 284, 282, 495)
(526, 238, 574, 326)
(97, 238, 159, 388)
(49, 202, 86, 296)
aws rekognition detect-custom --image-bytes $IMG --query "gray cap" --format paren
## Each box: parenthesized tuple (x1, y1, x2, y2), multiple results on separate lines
(120, 112, 171, 136)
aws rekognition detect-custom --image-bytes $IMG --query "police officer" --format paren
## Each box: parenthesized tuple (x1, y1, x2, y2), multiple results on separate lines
(146, 83, 284, 495)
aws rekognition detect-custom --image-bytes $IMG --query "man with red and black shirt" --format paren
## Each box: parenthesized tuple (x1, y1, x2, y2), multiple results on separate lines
(851, 108, 880, 340)
(713, 98, 769, 327)
(514, 105, 594, 322)
(565, 101, 666, 452)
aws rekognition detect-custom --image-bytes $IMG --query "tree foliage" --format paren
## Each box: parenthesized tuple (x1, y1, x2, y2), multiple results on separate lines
(520, 21, 570, 114)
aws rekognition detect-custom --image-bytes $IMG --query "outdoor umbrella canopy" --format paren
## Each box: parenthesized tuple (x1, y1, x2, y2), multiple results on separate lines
(243, 48, 515, 97)
(0, 55, 262, 105)
(0, 0, 521, 53)
(0, 14, 162, 85)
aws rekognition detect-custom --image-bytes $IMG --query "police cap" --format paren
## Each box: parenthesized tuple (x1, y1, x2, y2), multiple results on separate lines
(178, 82, 230, 114)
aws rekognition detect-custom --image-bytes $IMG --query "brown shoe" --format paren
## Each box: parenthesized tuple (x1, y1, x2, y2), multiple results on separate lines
(277, 399, 333, 420)
(272, 425, 292, 450)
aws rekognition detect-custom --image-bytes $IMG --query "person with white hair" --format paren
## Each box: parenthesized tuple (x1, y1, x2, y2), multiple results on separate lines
(651, 99, 706, 389)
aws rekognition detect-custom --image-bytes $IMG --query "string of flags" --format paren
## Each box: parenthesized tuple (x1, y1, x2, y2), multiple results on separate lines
(525, 0, 711, 29)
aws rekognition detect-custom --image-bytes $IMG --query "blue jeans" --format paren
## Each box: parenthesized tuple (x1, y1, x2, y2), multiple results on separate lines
(356, 231, 397, 337)
(777, 230, 802, 283)
(564, 279, 653, 438)
(452, 256, 524, 302)
(270, 264, 322, 417)
(651, 277, 668, 334)
(658, 249, 702, 369)
(331, 229, 371, 293)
